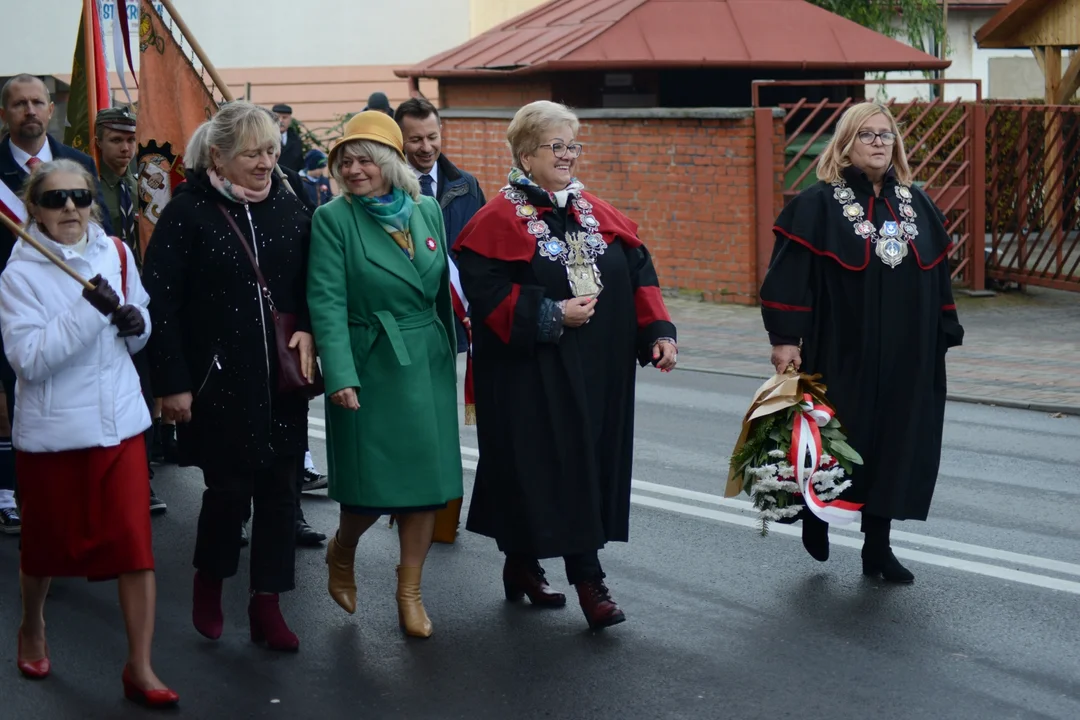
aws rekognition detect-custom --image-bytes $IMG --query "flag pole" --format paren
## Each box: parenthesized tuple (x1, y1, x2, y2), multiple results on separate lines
(0, 213, 95, 291)
(155, 0, 297, 195)
(83, 0, 100, 160)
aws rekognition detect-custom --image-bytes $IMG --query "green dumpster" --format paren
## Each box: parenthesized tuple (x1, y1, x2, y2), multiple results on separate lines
(785, 133, 833, 192)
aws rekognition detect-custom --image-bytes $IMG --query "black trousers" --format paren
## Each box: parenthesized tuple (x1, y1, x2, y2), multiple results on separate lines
(242, 455, 308, 525)
(194, 456, 299, 593)
(510, 551, 604, 586)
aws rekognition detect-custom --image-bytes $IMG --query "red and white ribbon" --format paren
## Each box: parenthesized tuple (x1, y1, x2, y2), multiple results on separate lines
(790, 393, 862, 525)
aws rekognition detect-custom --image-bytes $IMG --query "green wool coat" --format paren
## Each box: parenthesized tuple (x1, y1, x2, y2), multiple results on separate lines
(307, 194, 462, 509)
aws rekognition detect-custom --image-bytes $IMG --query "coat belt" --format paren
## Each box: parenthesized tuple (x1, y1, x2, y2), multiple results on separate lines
(348, 307, 437, 367)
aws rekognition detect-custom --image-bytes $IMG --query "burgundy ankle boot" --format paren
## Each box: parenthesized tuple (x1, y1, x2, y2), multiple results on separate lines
(248, 593, 299, 652)
(574, 579, 626, 631)
(503, 556, 566, 608)
(192, 571, 223, 640)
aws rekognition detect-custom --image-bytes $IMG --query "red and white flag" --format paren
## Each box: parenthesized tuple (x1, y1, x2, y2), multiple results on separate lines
(0, 182, 28, 226)
(447, 256, 475, 426)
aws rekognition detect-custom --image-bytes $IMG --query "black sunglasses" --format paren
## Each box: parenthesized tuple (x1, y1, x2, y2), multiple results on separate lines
(37, 189, 93, 210)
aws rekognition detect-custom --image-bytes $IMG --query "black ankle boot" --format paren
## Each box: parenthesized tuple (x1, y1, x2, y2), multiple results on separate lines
(861, 515, 914, 584)
(801, 512, 829, 562)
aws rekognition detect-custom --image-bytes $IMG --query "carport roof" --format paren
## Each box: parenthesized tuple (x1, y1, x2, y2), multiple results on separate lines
(396, 0, 950, 79)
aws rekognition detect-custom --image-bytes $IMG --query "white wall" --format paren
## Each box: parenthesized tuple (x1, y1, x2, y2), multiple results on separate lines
(0, 0, 471, 76)
(869, 11, 1040, 102)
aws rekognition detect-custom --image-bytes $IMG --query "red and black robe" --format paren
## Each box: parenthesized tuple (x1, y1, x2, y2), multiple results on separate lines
(454, 183, 675, 558)
(762, 166, 964, 521)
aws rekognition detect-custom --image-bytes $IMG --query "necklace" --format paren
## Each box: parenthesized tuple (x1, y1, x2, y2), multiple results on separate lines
(501, 185, 606, 297)
(831, 181, 919, 268)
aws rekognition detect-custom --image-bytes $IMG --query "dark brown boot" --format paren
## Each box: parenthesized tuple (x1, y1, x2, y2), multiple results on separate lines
(574, 579, 626, 630)
(503, 555, 566, 608)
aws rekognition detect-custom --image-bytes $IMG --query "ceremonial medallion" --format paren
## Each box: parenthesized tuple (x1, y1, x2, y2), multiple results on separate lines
(876, 237, 908, 268)
(565, 231, 604, 297)
(567, 262, 603, 297)
(501, 185, 608, 295)
(830, 179, 919, 269)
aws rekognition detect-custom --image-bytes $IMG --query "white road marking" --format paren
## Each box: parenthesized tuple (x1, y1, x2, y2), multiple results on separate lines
(631, 495, 1080, 596)
(306, 428, 1080, 594)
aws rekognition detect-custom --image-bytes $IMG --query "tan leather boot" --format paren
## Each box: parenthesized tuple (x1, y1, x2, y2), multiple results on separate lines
(395, 566, 432, 638)
(325, 534, 357, 614)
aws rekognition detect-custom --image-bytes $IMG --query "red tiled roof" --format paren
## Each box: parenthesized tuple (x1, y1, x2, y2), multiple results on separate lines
(397, 0, 949, 79)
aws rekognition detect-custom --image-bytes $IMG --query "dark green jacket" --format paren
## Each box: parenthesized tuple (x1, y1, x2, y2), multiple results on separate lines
(99, 161, 139, 262)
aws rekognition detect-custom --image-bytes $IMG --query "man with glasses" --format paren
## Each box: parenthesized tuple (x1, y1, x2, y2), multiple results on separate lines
(0, 75, 113, 534)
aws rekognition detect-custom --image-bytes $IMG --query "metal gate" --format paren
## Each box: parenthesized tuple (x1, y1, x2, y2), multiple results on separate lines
(985, 104, 1080, 291)
(751, 79, 985, 290)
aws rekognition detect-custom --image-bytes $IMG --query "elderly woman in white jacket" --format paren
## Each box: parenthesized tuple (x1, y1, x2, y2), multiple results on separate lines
(0, 159, 177, 708)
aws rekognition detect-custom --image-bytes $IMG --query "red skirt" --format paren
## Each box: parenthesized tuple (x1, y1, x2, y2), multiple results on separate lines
(18, 435, 154, 581)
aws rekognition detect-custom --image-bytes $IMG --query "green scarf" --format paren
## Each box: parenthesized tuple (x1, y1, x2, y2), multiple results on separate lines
(357, 187, 415, 258)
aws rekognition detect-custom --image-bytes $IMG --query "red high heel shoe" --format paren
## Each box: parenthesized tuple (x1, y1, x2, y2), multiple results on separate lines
(122, 665, 179, 708)
(17, 631, 50, 679)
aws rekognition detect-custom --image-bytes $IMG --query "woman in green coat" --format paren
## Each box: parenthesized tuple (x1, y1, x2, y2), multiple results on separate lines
(307, 111, 462, 638)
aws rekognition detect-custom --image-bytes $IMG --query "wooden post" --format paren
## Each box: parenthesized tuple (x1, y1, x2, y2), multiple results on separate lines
(970, 102, 986, 291)
(754, 108, 777, 291)
(1044, 47, 1063, 237)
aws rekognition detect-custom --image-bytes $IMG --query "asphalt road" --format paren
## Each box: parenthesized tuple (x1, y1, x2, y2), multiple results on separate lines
(3, 367, 1079, 719)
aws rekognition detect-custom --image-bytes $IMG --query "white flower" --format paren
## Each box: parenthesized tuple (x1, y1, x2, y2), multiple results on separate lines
(777, 463, 795, 479)
(767, 449, 787, 459)
(759, 505, 802, 521)
(819, 454, 834, 465)
(751, 477, 800, 494)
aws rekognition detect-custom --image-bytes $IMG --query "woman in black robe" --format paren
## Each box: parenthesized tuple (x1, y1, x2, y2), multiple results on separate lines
(761, 102, 964, 584)
(455, 101, 677, 630)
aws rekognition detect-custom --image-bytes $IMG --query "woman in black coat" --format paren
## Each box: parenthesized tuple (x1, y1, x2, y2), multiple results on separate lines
(456, 101, 677, 631)
(142, 102, 314, 651)
(761, 102, 964, 584)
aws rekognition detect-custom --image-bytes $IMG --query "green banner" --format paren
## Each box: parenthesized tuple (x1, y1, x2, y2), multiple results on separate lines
(64, 11, 92, 153)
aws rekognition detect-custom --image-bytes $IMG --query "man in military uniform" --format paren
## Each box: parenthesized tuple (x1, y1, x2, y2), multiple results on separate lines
(95, 107, 167, 514)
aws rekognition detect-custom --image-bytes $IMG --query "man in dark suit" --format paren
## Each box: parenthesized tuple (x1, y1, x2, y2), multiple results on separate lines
(0, 74, 113, 533)
(272, 103, 304, 173)
(394, 97, 485, 355)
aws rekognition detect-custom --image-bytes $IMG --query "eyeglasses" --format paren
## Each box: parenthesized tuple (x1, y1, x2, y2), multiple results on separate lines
(857, 131, 897, 146)
(37, 189, 93, 209)
(539, 142, 584, 159)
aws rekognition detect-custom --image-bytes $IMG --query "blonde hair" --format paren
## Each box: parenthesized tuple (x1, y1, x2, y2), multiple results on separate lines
(816, 102, 913, 186)
(330, 139, 421, 200)
(184, 101, 280, 172)
(507, 101, 580, 170)
(20, 158, 102, 229)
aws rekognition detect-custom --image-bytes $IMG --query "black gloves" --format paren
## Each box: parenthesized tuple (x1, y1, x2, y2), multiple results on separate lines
(112, 304, 145, 338)
(82, 275, 144, 338)
(83, 274, 119, 315)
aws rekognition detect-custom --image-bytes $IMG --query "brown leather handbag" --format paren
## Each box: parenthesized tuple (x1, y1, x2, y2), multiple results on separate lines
(218, 204, 324, 398)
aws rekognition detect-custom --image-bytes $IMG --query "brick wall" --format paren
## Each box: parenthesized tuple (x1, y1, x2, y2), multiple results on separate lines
(440, 108, 786, 304)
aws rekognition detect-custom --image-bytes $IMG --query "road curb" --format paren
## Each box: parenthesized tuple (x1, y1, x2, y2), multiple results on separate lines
(675, 364, 1079, 416)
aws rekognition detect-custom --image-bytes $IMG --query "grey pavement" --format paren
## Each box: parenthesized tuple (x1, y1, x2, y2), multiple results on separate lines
(667, 286, 1080, 413)
(4, 369, 1080, 719)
